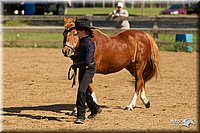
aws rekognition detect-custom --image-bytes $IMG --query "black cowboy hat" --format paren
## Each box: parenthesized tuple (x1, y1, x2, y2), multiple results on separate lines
(69, 19, 95, 31)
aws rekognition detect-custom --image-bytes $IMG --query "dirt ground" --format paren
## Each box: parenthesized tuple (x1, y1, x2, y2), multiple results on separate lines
(2, 48, 198, 132)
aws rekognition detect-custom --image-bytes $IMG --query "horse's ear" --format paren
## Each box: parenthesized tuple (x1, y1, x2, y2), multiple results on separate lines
(64, 17, 68, 24)
(74, 16, 78, 22)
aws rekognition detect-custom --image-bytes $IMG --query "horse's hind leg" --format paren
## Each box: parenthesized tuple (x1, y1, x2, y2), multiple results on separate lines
(140, 59, 156, 108)
(125, 61, 149, 110)
(140, 88, 150, 108)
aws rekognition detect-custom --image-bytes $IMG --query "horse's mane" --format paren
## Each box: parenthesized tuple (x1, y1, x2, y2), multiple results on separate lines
(111, 29, 129, 36)
(64, 17, 126, 38)
(92, 28, 129, 38)
(92, 29, 108, 37)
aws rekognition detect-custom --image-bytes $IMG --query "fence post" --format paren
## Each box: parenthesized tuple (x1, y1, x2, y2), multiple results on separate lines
(152, 16, 159, 41)
(82, 0, 85, 7)
(112, 0, 115, 8)
(131, 0, 134, 8)
(102, 0, 105, 8)
(141, 0, 145, 16)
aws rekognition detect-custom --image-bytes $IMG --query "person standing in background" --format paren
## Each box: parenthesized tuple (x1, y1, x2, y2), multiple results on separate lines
(109, 1, 130, 29)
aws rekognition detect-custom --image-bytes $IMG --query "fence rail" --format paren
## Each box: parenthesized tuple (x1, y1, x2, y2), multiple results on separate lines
(3, 26, 199, 34)
(2, 15, 199, 47)
(3, 26, 198, 47)
(2, 15, 199, 22)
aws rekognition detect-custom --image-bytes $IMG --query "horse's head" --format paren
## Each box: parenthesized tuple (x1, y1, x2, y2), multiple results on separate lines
(62, 17, 79, 57)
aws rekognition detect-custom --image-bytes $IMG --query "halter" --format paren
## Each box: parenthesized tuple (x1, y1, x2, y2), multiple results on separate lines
(62, 29, 76, 52)
(63, 29, 77, 88)
(63, 43, 75, 52)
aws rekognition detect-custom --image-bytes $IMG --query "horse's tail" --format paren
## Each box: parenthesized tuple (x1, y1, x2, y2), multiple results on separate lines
(143, 33, 161, 82)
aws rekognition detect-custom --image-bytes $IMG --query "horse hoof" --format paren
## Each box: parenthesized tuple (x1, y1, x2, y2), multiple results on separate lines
(125, 106, 133, 111)
(145, 101, 150, 108)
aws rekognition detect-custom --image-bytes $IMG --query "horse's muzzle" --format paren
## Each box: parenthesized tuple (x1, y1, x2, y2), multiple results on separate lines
(62, 47, 74, 57)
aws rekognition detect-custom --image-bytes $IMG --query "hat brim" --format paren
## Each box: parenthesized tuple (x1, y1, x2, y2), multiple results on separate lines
(68, 26, 96, 31)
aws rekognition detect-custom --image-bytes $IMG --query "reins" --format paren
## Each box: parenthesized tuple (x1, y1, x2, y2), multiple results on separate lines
(64, 44, 75, 52)
(68, 64, 77, 88)
(64, 28, 77, 88)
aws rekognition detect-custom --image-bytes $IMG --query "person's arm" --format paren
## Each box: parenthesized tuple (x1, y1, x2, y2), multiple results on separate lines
(73, 40, 95, 68)
(84, 40, 95, 66)
(119, 13, 128, 17)
(109, 10, 120, 17)
(119, 10, 129, 17)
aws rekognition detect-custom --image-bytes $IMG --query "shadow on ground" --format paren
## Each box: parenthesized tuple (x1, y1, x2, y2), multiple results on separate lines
(2, 104, 76, 122)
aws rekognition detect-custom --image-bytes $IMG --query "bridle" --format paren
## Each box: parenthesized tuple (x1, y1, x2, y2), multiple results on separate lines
(62, 29, 76, 52)
(62, 29, 77, 88)
(63, 43, 75, 52)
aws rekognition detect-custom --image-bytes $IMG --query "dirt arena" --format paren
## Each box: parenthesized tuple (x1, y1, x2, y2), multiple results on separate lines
(2, 48, 198, 132)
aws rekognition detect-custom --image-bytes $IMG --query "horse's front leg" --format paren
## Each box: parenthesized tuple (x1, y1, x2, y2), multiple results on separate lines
(88, 83, 98, 103)
(126, 91, 138, 110)
(126, 62, 146, 110)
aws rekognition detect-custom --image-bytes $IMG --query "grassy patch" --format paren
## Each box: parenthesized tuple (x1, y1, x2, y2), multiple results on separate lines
(3, 32, 198, 52)
(66, 7, 165, 16)
(3, 7, 165, 26)
(3, 32, 63, 48)
(3, 20, 29, 26)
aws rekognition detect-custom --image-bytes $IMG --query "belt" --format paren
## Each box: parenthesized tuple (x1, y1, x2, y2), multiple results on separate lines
(89, 62, 95, 66)
(86, 62, 95, 69)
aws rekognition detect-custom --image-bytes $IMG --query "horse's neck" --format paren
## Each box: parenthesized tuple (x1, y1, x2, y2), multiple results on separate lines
(93, 29, 109, 38)
(93, 29, 123, 39)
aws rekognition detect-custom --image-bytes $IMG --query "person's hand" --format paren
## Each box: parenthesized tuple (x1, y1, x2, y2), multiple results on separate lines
(70, 55, 76, 61)
(71, 64, 78, 70)
(115, 13, 120, 17)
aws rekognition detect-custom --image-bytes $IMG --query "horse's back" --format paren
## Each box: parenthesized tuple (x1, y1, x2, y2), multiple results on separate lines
(113, 29, 149, 39)
(113, 29, 153, 51)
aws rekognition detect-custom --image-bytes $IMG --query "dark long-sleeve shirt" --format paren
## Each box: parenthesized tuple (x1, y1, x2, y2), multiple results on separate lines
(76, 35, 95, 68)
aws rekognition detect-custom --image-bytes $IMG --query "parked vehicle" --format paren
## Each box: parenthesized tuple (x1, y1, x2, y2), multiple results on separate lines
(3, 1, 71, 15)
(185, 2, 200, 15)
(160, 4, 187, 15)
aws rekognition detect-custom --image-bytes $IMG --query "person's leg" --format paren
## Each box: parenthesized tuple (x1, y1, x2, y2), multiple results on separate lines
(76, 68, 95, 120)
(76, 70, 86, 119)
(85, 88, 99, 113)
(84, 68, 102, 119)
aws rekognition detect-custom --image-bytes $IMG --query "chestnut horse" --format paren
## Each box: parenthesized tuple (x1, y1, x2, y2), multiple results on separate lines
(62, 17, 160, 110)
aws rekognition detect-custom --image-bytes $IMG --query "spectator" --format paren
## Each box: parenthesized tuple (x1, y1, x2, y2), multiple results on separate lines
(109, 1, 130, 29)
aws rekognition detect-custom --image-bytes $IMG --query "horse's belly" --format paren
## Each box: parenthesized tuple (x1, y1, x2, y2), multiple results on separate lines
(95, 68, 123, 74)
(95, 62, 127, 74)
(94, 45, 131, 74)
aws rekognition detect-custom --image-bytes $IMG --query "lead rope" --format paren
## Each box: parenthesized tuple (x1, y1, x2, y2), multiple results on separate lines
(68, 64, 77, 88)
